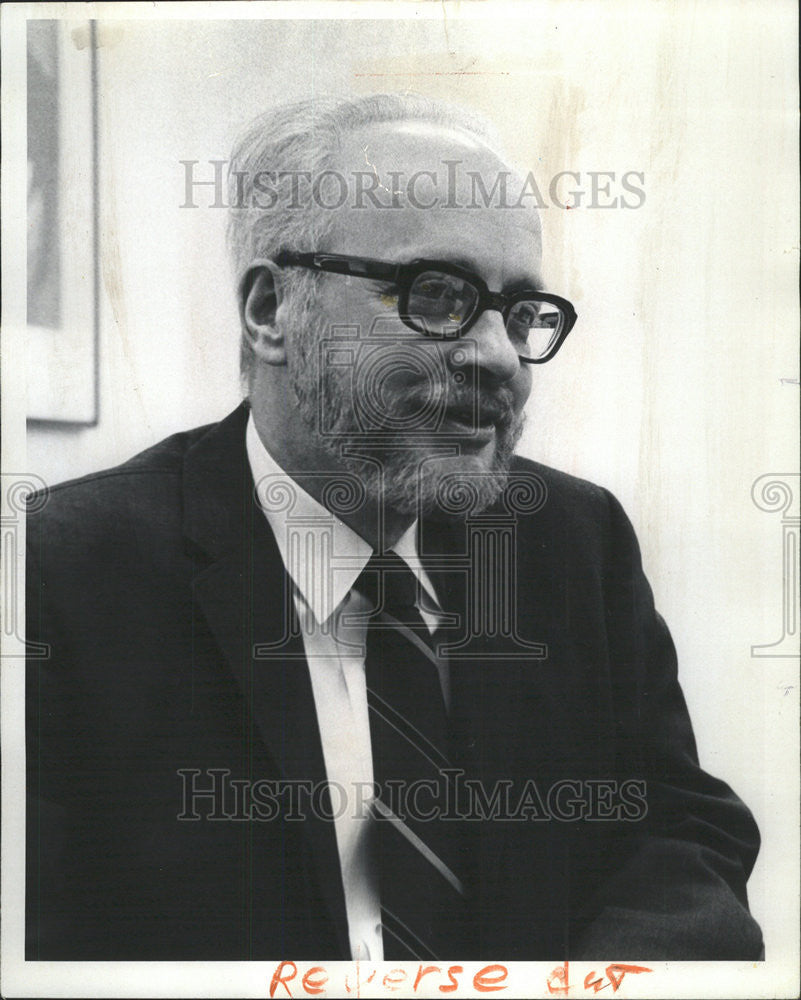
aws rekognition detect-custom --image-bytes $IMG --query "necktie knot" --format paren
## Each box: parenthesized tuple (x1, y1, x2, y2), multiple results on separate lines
(356, 550, 421, 617)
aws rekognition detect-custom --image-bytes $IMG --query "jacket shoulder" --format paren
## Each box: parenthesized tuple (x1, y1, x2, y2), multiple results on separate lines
(32, 422, 214, 499)
(25, 419, 221, 553)
(509, 454, 614, 520)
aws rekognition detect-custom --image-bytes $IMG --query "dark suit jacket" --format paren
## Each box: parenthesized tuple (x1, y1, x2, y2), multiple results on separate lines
(26, 404, 763, 960)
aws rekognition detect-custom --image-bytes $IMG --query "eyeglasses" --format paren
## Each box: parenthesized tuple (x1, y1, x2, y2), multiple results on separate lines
(274, 251, 577, 364)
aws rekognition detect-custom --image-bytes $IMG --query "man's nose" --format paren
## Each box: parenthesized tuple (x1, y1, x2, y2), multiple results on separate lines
(452, 309, 521, 385)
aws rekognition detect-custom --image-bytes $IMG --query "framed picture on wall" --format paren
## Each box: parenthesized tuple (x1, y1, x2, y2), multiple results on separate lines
(26, 19, 97, 425)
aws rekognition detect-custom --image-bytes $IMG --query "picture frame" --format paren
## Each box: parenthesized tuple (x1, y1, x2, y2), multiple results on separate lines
(26, 18, 98, 426)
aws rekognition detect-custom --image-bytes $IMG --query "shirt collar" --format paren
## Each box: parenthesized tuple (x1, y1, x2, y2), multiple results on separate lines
(246, 412, 441, 626)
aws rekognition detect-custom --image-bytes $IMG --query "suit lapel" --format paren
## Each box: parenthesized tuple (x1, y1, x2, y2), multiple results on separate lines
(419, 513, 541, 767)
(421, 498, 573, 956)
(419, 480, 572, 771)
(183, 405, 349, 956)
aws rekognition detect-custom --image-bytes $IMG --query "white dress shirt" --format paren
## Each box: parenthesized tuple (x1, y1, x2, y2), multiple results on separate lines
(246, 413, 446, 961)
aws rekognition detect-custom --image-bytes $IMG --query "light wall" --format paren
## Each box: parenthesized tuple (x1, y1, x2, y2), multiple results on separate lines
(26, 5, 800, 956)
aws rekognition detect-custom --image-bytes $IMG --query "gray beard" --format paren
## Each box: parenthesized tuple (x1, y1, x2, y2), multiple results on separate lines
(285, 298, 524, 519)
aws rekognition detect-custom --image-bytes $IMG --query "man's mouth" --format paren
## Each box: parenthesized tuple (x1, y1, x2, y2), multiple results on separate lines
(440, 401, 509, 432)
(438, 405, 503, 441)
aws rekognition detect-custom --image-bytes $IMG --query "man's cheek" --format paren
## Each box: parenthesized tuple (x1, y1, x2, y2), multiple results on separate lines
(512, 369, 533, 411)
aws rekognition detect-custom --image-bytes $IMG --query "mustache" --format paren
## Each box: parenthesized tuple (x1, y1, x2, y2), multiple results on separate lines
(393, 381, 517, 428)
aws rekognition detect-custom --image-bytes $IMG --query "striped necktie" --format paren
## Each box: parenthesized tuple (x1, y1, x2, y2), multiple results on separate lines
(356, 550, 469, 960)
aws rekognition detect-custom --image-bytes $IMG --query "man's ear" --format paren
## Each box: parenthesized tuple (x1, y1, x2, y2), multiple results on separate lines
(238, 259, 287, 365)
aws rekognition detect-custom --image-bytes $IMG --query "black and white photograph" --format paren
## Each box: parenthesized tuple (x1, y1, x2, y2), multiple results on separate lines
(1, 3, 798, 998)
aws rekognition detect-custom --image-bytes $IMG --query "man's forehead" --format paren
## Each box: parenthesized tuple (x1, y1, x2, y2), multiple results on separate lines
(346, 208, 540, 264)
(331, 118, 543, 281)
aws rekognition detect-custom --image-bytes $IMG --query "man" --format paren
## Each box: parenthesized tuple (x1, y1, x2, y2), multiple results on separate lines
(26, 93, 763, 961)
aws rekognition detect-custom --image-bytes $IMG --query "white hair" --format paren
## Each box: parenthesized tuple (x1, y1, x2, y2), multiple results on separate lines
(226, 93, 501, 385)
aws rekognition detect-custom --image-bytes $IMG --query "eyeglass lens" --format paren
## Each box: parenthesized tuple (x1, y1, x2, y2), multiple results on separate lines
(407, 271, 479, 329)
(405, 270, 564, 360)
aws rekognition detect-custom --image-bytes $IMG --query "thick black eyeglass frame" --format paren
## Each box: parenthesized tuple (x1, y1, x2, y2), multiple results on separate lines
(274, 250, 578, 364)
